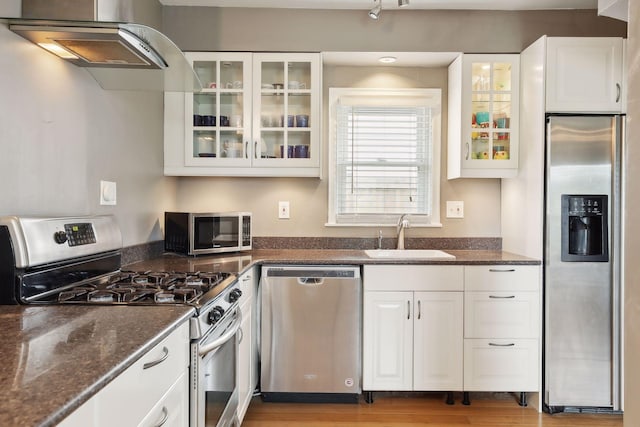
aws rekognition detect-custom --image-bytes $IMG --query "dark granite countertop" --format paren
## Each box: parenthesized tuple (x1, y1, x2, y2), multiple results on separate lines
(125, 248, 540, 274)
(0, 305, 194, 427)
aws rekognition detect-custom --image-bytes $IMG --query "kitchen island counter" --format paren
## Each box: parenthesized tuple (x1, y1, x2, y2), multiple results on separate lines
(0, 305, 194, 427)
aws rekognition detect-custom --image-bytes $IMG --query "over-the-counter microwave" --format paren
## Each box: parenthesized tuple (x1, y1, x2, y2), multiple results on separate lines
(164, 212, 252, 256)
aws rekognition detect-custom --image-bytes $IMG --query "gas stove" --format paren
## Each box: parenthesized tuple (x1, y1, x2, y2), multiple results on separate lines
(0, 215, 241, 336)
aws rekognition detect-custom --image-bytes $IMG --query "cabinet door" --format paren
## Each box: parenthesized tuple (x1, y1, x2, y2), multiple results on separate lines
(363, 292, 413, 390)
(184, 52, 253, 167)
(138, 373, 188, 427)
(546, 37, 624, 113)
(237, 296, 253, 422)
(413, 292, 463, 391)
(464, 339, 538, 392)
(252, 53, 320, 172)
(448, 54, 519, 179)
(95, 322, 190, 426)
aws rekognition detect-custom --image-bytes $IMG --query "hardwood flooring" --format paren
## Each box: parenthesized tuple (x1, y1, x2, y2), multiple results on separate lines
(242, 393, 623, 426)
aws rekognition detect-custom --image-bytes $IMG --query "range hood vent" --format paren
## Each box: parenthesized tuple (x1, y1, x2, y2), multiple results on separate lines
(8, 0, 201, 91)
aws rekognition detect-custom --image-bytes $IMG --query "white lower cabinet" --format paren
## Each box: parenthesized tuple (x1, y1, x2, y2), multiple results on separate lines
(363, 264, 541, 400)
(58, 321, 190, 427)
(237, 267, 259, 423)
(363, 266, 464, 392)
(463, 265, 541, 393)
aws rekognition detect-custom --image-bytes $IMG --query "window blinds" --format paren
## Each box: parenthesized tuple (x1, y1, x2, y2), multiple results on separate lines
(334, 104, 433, 224)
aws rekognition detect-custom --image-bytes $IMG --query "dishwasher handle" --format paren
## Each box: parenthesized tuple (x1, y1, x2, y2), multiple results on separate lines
(298, 277, 325, 286)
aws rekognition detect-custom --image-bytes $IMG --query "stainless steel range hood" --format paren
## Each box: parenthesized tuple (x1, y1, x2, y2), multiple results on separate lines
(8, 0, 201, 91)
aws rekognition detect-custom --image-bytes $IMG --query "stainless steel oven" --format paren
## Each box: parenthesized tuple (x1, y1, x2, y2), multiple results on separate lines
(191, 306, 242, 427)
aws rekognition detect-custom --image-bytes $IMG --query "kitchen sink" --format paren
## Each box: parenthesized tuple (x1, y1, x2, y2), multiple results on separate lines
(364, 249, 456, 260)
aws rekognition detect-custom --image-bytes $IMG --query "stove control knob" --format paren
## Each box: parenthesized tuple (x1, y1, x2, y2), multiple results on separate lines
(54, 231, 68, 244)
(208, 306, 225, 324)
(228, 289, 243, 303)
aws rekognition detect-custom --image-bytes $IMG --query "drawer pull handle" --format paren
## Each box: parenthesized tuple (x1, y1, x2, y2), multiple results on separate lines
(153, 407, 169, 427)
(489, 295, 515, 299)
(407, 300, 411, 320)
(143, 346, 169, 369)
(417, 300, 421, 320)
(488, 268, 516, 273)
(489, 342, 515, 347)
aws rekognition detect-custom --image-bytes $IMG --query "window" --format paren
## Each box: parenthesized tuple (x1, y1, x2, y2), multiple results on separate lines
(328, 88, 442, 226)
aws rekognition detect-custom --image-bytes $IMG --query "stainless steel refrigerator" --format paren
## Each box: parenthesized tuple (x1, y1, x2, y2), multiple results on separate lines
(544, 115, 623, 413)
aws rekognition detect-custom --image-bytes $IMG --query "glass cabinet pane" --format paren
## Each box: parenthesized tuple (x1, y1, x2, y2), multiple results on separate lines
(493, 62, 512, 91)
(288, 62, 311, 90)
(220, 61, 245, 89)
(194, 131, 216, 157)
(220, 130, 245, 159)
(261, 62, 285, 88)
(469, 60, 513, 162)
(193, 61, 217, 89)
(471, 62, 490, 91)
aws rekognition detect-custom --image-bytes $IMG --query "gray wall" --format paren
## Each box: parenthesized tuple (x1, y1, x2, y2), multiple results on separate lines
(163, 7, 626, 53)
(166, 7, 625, 239)
(0, 18, 176, 246)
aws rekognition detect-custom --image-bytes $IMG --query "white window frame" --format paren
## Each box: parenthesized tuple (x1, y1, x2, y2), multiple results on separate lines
(327, 88, 442, 227)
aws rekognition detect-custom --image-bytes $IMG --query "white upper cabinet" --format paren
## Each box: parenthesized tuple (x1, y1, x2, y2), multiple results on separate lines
(164, 52, 321, 177)
(448, 54, 520, 179)
(545, 37, 624, 113)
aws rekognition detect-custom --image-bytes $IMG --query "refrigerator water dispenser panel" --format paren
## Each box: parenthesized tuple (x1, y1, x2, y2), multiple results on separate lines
(561, 195, 608, 262)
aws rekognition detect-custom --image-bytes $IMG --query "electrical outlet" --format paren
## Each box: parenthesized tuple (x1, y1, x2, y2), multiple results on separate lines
(446, 201, 464, 218)
(100, 181, 117, 206)
(278, 201, 290, 219)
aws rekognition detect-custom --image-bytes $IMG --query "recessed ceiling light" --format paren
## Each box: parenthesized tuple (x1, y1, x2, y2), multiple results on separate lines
(379, 56, 397, 64)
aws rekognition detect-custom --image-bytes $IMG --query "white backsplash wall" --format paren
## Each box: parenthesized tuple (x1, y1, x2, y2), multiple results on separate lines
(0, 23, 177, 247)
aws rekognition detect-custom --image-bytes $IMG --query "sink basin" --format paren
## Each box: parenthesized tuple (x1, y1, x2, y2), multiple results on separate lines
(364, 249, 456, 260)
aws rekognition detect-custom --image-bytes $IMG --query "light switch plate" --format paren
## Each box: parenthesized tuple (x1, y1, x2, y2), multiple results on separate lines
(278, 201, 290, 219)
(100, 180, 117, 206)
(446, 201, 464, 218)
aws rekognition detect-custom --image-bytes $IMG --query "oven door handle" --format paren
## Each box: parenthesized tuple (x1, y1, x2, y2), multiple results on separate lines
(198, 310, 242, 357)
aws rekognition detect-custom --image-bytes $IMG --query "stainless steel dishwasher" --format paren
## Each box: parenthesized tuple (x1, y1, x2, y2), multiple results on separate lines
(260, 265, 362, 403)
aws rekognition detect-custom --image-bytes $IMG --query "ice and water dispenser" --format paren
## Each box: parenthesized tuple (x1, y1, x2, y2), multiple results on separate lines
(561, 195, 609, 262)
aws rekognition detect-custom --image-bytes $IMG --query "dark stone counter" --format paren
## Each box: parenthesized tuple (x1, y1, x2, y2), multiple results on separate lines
(0, 305, 193, 427)
(125, 248, 540, 275)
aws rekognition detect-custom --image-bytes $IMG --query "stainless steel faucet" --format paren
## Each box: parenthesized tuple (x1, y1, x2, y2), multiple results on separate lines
(396, 214, 410, 249)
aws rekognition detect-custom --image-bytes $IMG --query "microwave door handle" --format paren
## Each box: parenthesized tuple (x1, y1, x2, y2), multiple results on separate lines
(198, 310, 242, 357)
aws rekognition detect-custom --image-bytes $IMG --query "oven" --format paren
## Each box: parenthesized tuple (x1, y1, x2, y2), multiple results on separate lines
(191, 305, 242, 427)
(0, 214, 244, 427)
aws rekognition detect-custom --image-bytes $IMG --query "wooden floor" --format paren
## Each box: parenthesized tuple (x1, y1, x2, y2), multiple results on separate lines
(242, 393, 623, 427)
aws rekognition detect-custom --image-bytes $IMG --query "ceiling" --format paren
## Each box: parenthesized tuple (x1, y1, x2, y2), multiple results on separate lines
(159, 0, 598, 10)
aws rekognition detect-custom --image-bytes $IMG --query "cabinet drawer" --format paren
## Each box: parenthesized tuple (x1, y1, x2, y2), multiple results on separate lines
(364, 265, 463, 292)
(464, 265, 539, 291)
(96, 322, 190, 426)
(464, 291, 539, 338)
(138, 372, 188, 427)
(463, 339, 538, 392)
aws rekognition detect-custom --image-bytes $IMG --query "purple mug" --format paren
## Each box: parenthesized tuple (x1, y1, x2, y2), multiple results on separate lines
(280, 145, 294, 158)
(294, 145, 309, 158)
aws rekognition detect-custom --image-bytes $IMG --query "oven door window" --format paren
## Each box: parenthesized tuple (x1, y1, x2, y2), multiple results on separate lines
(194, 216, 240, 250)
(194, 314, 239, 427)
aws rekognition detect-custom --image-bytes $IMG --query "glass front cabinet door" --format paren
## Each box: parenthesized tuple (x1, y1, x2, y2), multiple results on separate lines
(185, 52, 252, 168)
(448, 54, 519, 179)
(163, 52, 320, 177)
(252, 53, 320, 174)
